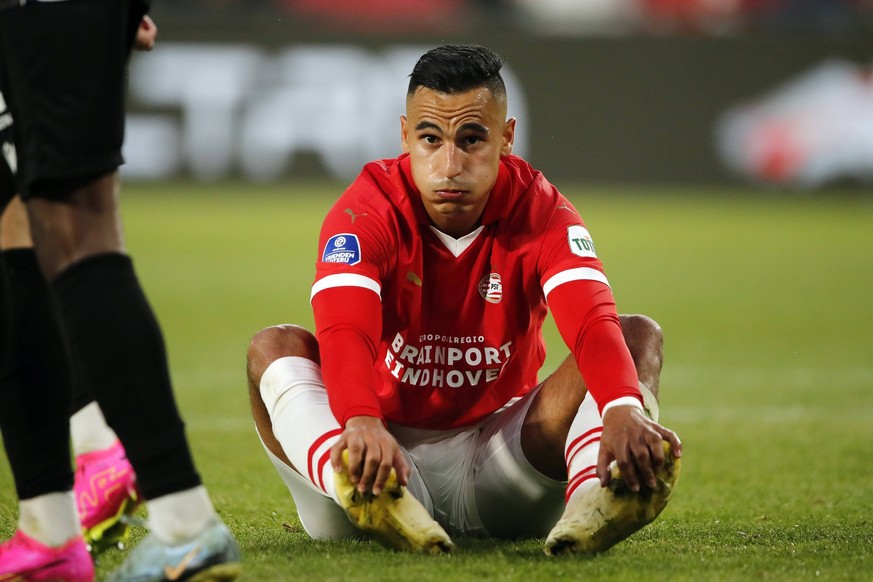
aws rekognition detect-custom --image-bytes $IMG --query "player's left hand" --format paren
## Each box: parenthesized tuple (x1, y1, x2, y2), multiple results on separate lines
(598, 405, 682, 491)
(135, 15, 157, 52)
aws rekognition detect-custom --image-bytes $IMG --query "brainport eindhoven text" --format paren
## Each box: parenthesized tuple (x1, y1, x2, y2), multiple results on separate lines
(384, 333, 512, 388)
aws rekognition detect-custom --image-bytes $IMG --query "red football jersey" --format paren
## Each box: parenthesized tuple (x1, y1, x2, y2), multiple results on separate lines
(311, 154, 641, 429)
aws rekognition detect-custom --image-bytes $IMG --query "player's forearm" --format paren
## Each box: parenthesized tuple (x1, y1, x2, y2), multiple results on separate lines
(575, 319, 642, 410)
(548, 280, 642, 411)
(317, 324, 384, 425)
(313, 287, 385, 425)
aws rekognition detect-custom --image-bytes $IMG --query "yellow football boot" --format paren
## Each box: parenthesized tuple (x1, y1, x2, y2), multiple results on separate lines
(545, 440, 681, 555)
(334, 451, 454, 555)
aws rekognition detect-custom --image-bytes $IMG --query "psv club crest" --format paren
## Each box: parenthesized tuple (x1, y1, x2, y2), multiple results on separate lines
(478, 272, 503, 304)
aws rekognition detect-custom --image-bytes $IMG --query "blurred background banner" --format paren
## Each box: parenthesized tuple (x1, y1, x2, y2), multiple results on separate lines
(716, 59, 873, 188)
(125, 0, 873, 188)
(124, 42, 529, 182)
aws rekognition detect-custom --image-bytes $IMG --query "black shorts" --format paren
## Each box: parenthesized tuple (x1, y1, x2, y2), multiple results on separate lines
(0, 85, 13, 212)
(0, 0, 148, 201)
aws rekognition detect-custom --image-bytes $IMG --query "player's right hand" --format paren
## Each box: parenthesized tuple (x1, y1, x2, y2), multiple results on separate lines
(330, 415, 410, 496)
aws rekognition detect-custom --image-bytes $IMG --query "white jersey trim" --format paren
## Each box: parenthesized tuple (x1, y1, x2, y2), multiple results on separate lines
(601, 396, 645, 415)
(542, 267, 610, 299)
(310, 273, 382, 303)
(429, 225, 484, 257)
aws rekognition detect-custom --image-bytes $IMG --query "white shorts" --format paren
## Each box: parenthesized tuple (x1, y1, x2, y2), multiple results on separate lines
(260, 387, 567, 539)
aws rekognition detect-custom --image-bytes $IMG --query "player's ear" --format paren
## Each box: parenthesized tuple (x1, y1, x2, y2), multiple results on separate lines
(400, 115, 410, 154)
(501, 118, 516, 156)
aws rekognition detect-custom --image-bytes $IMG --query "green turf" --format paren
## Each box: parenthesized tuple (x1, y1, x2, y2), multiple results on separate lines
(2, 181, 872, 580)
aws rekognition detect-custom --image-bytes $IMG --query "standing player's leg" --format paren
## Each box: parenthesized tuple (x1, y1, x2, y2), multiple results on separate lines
(247, 324, 452, 553)
(1, 1, 240, 579)
(1, 197, 140, 556)
(0, 76, 94, 581)
(0, 112, 93, 580)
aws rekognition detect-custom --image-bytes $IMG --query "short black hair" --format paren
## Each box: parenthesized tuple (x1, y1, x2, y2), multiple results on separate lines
(407, 44, 506, 100)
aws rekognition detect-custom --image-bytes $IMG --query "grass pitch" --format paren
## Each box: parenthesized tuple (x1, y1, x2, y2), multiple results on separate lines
(1, 181, 872, 580)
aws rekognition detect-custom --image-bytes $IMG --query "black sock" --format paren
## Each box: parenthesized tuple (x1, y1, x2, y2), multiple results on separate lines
(0, 249, 74, 499)
(52, 252, 201, 499)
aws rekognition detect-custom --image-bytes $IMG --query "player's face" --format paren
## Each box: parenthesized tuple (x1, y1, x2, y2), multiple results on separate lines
(401, 86, 515, 238)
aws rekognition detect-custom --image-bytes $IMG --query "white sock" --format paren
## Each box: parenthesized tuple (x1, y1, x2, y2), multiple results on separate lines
(564, 392, 603, 503)
(70, 401, 118, 456)
(259, 356, 342, 502)
(639, 381, 660, 422)
(146, 486, 216, 545)
(18, 492, 80, 547)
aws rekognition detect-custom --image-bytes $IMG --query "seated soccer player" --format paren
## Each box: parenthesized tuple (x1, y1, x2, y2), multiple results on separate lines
(247, 44, 682, 555)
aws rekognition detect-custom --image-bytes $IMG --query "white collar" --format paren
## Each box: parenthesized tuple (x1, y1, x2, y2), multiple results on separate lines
(429, 225, 485, 257)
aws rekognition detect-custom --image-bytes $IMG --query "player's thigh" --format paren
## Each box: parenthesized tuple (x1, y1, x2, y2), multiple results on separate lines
(0, 0, 145, 198)
(0, 198, 31, 249)
(471, 388, 567, 538)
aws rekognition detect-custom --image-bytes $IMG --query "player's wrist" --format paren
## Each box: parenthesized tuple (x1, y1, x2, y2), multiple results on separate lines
(343, 414, 387, 430)
(601, 396, 644, 416)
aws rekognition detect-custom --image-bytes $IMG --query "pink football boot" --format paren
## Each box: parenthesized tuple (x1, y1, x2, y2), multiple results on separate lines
(0, 530, 94, 582)
(73, 441, 141, 554)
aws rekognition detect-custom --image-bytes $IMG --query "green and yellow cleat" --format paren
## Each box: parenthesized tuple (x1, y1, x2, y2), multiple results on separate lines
(544, 440, 681, 556)
(82, 492, 140, 555)
(334, 450, 454, 555)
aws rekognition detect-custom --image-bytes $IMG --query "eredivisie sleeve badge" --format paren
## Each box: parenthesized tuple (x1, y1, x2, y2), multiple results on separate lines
(322, 233, 361, 265)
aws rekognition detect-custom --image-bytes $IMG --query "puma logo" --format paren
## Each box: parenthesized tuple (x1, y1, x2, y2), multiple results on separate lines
(406, 271, 422, 286)
(557, 203, 575, 214)
(344, 208, 368, 223)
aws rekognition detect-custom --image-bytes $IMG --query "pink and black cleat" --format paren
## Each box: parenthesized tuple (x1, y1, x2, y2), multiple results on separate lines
(74, 441, 141, 555)
(0, 530, 94, 582)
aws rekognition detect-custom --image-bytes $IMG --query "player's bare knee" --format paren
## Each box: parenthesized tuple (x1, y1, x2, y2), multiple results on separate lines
(618, 314, 664, 393)
(619, 314, 663, 361)
(247, 324, 319, 386)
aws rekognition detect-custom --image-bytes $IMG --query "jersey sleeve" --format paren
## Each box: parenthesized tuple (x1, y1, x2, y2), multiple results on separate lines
(537, 193, 643, 412)
(311, 183, 394, 426)
(312, 286, 385, 425)
(547, 280, 642, 412)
